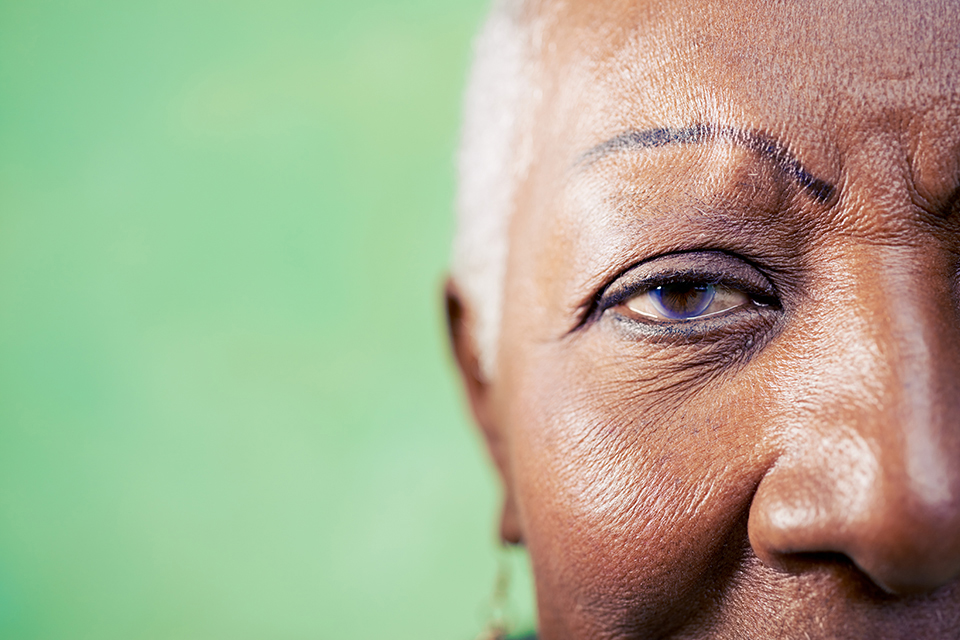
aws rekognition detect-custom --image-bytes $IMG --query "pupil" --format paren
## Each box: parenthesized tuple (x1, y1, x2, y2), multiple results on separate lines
(652, 283, 715, 319)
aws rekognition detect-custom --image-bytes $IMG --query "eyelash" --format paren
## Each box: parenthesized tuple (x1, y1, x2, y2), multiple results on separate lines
(603, 273, 771, 306)
(586, 257, 782, 334)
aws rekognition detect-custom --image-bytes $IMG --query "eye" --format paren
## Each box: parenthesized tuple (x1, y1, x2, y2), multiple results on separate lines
(622, 282, 755, 321)
(589, 251, 780, 331)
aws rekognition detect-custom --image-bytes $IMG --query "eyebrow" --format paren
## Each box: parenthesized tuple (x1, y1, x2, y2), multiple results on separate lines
(578, 123, 836, 204)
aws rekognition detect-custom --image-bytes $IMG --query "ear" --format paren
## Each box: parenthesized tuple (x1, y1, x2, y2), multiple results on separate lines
(444, 277, 522, 544)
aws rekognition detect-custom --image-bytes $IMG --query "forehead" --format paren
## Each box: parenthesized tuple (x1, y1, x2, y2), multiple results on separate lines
(529, 0, 960, 164)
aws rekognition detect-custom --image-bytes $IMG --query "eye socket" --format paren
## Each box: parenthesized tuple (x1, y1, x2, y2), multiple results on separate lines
(621, 282, 755, 321)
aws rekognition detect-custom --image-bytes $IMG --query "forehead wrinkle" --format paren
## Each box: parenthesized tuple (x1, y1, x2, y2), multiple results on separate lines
(576, 124, 837, 204)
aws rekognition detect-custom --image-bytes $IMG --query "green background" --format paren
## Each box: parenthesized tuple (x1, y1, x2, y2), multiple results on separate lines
(0, 0, 535, 638)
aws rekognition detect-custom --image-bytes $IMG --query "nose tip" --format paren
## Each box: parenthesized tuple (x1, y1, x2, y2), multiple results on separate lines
(749, 458, 960, 595)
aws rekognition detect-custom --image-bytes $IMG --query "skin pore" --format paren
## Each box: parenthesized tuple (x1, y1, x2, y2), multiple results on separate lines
(448, 0, 960, 638)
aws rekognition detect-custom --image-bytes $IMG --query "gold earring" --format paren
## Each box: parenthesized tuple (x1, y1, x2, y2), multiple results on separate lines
(475, 547, 512, 640)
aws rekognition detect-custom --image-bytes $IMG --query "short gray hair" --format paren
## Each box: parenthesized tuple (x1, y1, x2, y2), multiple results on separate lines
(451, 0, 538, 378)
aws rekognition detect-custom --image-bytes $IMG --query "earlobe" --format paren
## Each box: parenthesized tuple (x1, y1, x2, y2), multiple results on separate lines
(444, 277, 523, 546)
(500, 492, 523, 545)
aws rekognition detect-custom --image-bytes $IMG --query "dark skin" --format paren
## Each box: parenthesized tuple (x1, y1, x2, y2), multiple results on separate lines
(447, 0, 960, 637)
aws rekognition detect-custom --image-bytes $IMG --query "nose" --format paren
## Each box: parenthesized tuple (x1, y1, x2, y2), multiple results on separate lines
(748, 256, 960, 595)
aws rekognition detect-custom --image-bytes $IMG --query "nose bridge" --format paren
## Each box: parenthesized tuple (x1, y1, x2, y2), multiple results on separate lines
(749, 244, 960, 594)
(850, 251, 960, 508)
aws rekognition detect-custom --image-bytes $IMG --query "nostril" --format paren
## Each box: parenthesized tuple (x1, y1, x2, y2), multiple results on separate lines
(774, 551, 853, 574)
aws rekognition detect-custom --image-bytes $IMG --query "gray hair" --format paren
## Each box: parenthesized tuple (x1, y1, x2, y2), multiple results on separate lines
(451, 0, 538, 378)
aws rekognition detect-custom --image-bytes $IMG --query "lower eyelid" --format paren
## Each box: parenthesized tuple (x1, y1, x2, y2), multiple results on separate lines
(607, 300, 779, 344)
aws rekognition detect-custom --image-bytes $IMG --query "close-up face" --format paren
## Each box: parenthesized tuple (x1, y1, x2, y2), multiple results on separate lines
(451, 0, 960, 637)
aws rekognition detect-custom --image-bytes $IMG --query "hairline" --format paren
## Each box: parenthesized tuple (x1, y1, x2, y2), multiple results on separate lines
(451, 0, 537, 379)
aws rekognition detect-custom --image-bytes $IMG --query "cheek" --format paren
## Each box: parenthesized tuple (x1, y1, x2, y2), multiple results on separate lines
(505, 340, 779, 635)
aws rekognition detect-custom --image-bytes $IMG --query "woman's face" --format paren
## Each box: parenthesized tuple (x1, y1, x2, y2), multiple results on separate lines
(454, 0, 960, 637)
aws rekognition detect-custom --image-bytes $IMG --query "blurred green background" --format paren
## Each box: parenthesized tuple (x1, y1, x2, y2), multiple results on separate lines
(0, 0, 535, 638)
